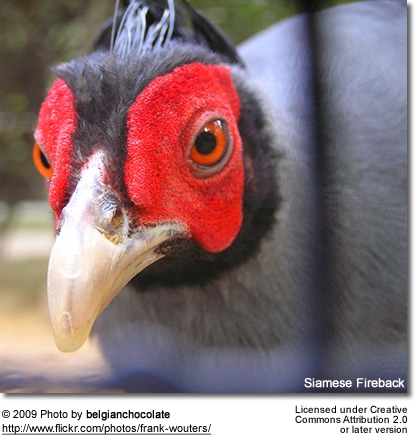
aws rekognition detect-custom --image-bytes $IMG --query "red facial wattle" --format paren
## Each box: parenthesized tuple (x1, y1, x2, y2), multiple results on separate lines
(34, 78, 76, 221)
(124, 62, 244, 253)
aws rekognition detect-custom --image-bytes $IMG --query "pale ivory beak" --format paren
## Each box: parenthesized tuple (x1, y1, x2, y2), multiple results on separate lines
(47, 152, 184, 352)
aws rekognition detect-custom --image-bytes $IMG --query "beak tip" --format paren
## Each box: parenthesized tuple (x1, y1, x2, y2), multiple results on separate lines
(52, 311, 92, 353)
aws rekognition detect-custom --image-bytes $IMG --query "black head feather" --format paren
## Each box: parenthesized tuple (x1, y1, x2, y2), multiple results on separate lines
(93, 0, 244, 66)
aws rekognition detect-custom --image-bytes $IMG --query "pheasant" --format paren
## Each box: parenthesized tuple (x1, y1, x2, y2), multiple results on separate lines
(33, 0, 407, 392)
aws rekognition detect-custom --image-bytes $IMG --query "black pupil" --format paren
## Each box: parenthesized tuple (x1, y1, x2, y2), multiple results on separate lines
(195, 130, 217, 155)
(40, 150, 51, 169)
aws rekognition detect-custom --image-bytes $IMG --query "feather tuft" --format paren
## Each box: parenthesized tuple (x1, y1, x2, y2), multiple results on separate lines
(111, 0, 175, 57)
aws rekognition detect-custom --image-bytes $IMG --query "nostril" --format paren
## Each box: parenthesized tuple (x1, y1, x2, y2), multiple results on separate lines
(111, 206, 124, 229)
(98, 205, 125, 244)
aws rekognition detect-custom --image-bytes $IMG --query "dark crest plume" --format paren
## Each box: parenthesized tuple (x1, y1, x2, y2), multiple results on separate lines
(110, 0, 175, 56)
(93, 0, 244, 66)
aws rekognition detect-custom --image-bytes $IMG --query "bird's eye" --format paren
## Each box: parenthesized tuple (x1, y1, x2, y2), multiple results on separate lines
(33, 143, 53, 180)
(189, 120, 229, 169)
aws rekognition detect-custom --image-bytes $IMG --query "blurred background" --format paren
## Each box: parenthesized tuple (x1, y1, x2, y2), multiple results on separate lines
(0, 0, 351, 391)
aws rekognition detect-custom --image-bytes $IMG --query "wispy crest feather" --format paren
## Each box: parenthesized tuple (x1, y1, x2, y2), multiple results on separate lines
(111, 0, 175, 57)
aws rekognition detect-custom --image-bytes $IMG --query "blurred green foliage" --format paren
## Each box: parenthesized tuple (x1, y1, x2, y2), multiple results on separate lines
(0, 0, 115, 203)
(0, 0, 350, 203)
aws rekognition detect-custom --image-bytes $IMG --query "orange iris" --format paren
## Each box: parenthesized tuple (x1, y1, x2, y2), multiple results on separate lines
(33, 143, 53, 180)
(189, 120, 228, 167)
